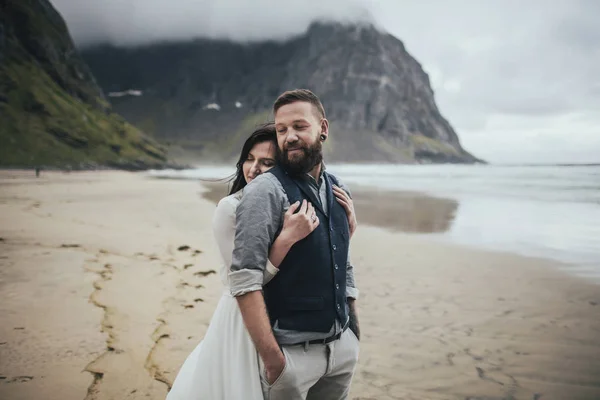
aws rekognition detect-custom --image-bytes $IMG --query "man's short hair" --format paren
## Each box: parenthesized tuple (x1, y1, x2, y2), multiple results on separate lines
(273, 89, 326, 120)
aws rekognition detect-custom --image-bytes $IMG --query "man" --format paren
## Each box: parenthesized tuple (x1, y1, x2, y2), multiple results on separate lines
(230, 89, 360, 399)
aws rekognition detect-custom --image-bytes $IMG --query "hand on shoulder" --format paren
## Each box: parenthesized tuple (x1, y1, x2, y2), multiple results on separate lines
(279, 199, 320, 245)
(332, 178, 357, 238)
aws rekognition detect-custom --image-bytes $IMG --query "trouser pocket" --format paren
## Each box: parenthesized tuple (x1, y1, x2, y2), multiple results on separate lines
(259, 347, 295, 399)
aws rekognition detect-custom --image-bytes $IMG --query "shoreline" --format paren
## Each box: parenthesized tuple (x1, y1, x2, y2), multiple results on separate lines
(1, 171, 599, 400)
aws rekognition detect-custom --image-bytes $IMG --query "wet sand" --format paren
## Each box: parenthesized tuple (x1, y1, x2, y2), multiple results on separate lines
(1, 171, 599, 400)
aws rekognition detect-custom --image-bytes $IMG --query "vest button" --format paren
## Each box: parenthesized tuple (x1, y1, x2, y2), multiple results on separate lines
(332, 245, 337, 250)
(337, 303, 341, 310)
(336, 284, 340, 289)
(334, 264, 338, 269)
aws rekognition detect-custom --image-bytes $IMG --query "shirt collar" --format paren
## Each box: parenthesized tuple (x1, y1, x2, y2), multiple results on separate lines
(304, 162, 326, 187)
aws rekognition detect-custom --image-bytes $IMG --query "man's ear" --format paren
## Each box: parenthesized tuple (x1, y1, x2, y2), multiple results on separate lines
(320, 118, 329, 140)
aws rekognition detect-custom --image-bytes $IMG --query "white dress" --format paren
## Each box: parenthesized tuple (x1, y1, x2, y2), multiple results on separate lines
(166, 190, 278, 400)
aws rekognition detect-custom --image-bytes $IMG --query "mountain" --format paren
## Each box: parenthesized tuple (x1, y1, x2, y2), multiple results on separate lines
(0, 0, 170, 170)
(80, 22, 482, 164)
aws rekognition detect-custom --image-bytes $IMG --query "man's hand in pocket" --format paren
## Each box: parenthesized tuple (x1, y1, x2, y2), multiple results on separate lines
(265, 350, 286, 385)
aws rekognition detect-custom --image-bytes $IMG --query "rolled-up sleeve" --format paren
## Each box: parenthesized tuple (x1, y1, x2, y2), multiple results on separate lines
(229, 175, 283, 296)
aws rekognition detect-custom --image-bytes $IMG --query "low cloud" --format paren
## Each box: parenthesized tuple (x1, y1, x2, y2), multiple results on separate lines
(373, 0, 600, 162)
(51, 0, 375, 46)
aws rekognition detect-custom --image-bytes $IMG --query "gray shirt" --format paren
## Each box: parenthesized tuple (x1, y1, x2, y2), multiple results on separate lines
(229, 168, 359, 345)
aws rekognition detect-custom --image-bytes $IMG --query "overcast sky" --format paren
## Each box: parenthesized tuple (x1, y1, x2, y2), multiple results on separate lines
(51, 0, 600, 164)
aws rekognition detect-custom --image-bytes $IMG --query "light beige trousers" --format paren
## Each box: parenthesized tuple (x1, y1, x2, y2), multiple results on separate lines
(259, 329, 360, 400)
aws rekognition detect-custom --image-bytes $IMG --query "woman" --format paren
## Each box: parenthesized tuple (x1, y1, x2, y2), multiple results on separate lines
(166, 123, 356, 400)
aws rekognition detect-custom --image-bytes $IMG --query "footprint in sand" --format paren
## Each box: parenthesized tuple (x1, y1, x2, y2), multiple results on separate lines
(194, 270, 216, 277)
(7, 376, 34, 383)
(178, 282, 205, 289)
(177, 245, 203, 256)
(24, 202, 41, 211)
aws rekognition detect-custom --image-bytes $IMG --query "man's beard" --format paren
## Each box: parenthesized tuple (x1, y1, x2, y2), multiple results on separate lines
(278, 138, 323, 176)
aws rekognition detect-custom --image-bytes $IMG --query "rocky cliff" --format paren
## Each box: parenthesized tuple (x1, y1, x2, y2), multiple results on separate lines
(0, 0, 170, 169)
(81, 22, 482, 164)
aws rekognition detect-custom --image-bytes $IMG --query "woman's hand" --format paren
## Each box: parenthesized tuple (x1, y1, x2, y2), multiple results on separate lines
(266, 200, 319, 273)
(333, 185, 357, 238)
(280, 199, 320, 245)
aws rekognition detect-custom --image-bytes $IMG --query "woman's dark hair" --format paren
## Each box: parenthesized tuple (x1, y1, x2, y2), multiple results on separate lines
(228, 122, 277, 195)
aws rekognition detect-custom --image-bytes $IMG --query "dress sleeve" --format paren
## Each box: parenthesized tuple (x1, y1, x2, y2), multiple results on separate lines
(212, 197, 237, 271)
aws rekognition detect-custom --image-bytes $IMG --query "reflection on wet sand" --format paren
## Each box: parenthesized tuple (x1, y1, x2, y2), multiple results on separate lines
(200, 181, 230, 205)
(200, 182, 459, 234)
(352, 186, 458, 234)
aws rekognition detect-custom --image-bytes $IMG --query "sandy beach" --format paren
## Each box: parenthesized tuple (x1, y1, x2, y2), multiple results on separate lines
(1, 170, 599, 400)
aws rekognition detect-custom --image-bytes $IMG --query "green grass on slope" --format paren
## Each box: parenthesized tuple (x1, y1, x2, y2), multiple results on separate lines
(409, 134, 461, 156)
(0, 61, 167, 168)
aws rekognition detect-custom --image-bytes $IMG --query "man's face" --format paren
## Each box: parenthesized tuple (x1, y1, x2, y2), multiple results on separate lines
(274, 101, 328, 175)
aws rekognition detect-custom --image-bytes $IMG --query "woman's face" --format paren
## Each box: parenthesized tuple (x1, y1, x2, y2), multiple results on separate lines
(243, 140, 277, 184)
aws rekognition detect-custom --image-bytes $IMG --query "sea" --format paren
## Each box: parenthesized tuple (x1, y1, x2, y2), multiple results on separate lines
(149, 164, 600, 282)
